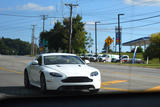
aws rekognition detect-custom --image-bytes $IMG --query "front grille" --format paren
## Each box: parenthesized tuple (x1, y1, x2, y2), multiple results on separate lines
(58, 85, 95, 91)
(61, 77, 93, 83)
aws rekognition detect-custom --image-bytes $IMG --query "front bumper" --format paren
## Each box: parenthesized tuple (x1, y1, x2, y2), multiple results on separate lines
(46, 76, 101, 91)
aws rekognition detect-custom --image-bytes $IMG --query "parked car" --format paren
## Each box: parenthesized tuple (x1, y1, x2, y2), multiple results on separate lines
(90, 55, 98, 62)
(90, 54, 103, 62)
(112, 55, 129, 63)
(120, 55, 129, 63)
(99, 54, 107, 62)
(86, 54, 93, 60)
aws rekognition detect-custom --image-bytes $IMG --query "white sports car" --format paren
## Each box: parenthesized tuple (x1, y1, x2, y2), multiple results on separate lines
(24, 53, 101, 93)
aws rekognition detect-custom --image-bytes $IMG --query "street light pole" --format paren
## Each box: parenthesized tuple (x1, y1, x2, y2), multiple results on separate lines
(118, 14, 124, 61)
(95, 21, 100, 57)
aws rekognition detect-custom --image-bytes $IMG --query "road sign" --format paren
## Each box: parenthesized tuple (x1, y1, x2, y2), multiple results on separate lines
(39, 47, 43, 52)
(105, 36, 114, 46)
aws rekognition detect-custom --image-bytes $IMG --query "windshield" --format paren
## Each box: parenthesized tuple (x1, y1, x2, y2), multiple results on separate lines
(0, 0, 160, 98)
(122, 56, 128, 58)
(44, 55, 85, 65)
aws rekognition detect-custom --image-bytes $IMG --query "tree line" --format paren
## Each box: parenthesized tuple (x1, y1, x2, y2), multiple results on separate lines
(0, 37, 31, 55)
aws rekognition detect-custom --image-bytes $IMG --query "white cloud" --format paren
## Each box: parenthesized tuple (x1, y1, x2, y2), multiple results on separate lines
(17, 3, 54, 11)
(124, 0, 160, 6)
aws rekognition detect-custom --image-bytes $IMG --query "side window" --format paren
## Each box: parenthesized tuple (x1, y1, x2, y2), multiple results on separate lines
(37, 56, 42, 65)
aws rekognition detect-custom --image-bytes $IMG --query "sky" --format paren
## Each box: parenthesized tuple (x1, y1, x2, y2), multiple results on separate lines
(0, 0, 160, 53)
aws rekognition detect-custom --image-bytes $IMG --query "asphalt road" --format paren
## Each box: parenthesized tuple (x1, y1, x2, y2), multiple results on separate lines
(0, 55, 160, 97)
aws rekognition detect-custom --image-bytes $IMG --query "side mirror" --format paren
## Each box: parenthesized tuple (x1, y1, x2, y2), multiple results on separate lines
(32, 60, 38, 65)
(85, 60, 90, 64)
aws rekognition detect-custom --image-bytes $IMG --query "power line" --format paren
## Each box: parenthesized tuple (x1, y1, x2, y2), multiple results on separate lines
(123, 21, 160, 29)
(0, 13, 39, 18)
(0, 13, 63, 19)
(86, 14, 160, 25)
(86, 21, 160, 31)
(0, 18, 40, 28)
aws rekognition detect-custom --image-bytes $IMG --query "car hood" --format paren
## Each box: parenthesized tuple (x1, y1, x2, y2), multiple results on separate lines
(44, 64, 97, 77)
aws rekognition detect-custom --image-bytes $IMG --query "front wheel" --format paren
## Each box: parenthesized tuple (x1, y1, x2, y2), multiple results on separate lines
(24, 70, 32, 89)
(40, 73, 47, 93)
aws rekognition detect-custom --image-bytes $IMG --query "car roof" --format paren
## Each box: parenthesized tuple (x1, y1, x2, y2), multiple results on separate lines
(40, 53, 76, 57)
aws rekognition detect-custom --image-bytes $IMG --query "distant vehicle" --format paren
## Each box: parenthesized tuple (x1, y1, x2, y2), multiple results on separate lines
(90, 54, 103, 62)
(106, 54, 120, 62)
(80, 54, 85, 59)
(112, 55, 129, 63)
(24, 53, 101, 93)
(128, 58, 144, 64)
(80, 53, 93, 61)
(90, 55, 98, 62)
(120, 55, 129, 63)
(99, 54, 119, 62)
(99, 54, 107, 62)
(86, 54, 93, 60)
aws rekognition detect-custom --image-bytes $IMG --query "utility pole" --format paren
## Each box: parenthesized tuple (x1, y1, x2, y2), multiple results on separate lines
(95, 21, 100, 57)
(34, 37, 38, 56)
(31, 25, 36, 56)
(118, 14, 124, 61)
(41, 15, 48, 32)
(65, 3, 78, 53)
(40, 15, 48, 53)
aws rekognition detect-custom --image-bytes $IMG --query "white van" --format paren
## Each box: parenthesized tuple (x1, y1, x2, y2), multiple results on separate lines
(106, 54, 119, 62)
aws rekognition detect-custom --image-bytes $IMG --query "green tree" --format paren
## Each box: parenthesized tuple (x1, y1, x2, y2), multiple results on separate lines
(86, 33, 93, 53)
(102, 42, 113, 53)
(131, 46, 143, 53)
(40, 14, 87, 54)
(144, 33, 160, 63)
(0, 39, 8, 54)
(0, 38, 31, 55)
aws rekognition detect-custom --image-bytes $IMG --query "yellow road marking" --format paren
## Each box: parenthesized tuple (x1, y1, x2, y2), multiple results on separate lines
(101, 80, 128, 86)
(101, 86, 129, 92)
(101, 80, 129, 92)
(0, 67, 23, 74)
(145, 86, 160, 92)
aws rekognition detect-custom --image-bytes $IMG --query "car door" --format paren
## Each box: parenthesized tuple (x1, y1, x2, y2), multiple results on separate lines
(30, 56, 42, 85)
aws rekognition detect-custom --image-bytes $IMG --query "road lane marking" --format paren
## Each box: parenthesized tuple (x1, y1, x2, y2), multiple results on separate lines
(145, 86, 160, 92)
(101, 80, 128, 86)
(101, 80, 129, 92)
(0, 67, 23, 74)
(101, 70, 160, 79)
(101, 86, 129, 92)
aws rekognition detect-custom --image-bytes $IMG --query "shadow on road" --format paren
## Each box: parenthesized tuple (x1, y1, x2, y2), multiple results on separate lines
(0, 86, 95, 97)
(0, 86, 42, 96)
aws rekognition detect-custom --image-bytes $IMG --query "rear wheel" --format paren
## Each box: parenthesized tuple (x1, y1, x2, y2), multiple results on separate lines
(24, 69, 32, 89)
(40, 73, 47, 93)
(89, 89, 99, 94)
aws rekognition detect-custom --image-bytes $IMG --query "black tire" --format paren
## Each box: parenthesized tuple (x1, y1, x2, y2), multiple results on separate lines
(40, 73, 47, 93)
(24, 69, 32, 89)
(89, 89, 99, 94)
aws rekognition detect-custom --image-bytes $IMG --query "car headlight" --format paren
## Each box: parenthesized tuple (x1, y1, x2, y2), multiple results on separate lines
(49, 72, 63, 77)
(90, 71, 98, 76)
